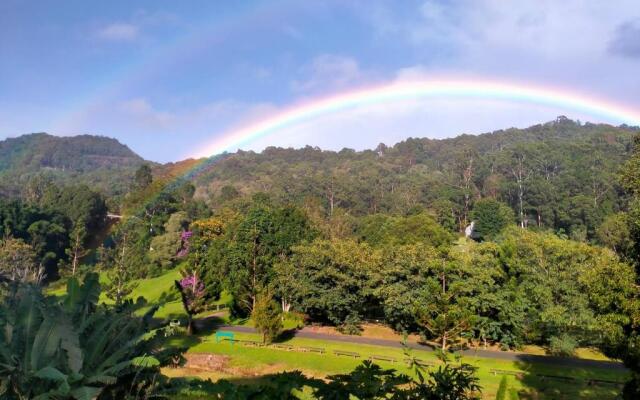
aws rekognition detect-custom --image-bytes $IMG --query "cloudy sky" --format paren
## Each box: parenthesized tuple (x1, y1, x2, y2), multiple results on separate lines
(1, 0, 639, 161)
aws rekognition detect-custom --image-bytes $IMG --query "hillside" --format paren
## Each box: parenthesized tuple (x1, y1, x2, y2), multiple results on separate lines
(0, 132, 149, 197)
(192, 117, 639, 240)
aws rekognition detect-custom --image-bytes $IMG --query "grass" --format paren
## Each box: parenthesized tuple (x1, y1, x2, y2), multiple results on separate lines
(47, 266, 231, 320)
(167, 329, 628, 400)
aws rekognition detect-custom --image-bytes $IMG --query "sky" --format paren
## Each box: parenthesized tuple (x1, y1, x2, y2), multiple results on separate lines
(1, 0, 639, 162)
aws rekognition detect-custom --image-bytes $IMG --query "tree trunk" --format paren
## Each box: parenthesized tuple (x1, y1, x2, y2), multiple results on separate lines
(71, 230, 81, 276)
(187, 314, 195, 335)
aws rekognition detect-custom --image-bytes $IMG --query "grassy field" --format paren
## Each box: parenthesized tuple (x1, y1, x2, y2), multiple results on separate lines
(47, 266, 231, 319)
(165, 329, 627, 400)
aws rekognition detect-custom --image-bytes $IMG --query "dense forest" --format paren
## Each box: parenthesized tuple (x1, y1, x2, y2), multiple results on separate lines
(3, 118, 640, 399)
(0, 132, 147, 197)
(193, 117, 638, 241)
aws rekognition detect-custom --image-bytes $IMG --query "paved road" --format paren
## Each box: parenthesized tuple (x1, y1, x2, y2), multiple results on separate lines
(214, 324, 627, 371)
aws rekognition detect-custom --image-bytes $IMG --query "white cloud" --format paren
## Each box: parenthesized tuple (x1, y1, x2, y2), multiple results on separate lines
(97, 22, 139, 41)
(291, 54, 367, 93)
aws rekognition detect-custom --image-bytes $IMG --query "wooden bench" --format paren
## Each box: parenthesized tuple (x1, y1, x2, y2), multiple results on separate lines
(537, 374, 576, 382)
(237, 339, 262, 347)
(271, 344, 294, 351)
(490, 369, 524, 378)
(299, 346, 326, 354)
(405, 358, 436, 367)
(587, 379, 624, 387)
(369, 355, 397, 363)
(334, 350, 361, 358)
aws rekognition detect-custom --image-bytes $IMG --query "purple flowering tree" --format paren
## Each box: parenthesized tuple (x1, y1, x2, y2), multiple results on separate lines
(175, 272, 205, 335)
(176, 230, 193, 258)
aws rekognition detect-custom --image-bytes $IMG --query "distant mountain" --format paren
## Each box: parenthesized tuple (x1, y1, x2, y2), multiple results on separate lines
(0, 133, 149, 197)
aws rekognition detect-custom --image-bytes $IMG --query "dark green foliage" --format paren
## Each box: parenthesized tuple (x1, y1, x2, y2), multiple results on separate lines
(252, 292, 283, 343)
(205, 201, 316, 315)
(356, 212, 454, 248)
(277, 239, 375, 327)
(0, 133, 146, 197)
(0, 273, 168, 399)
(164, 360, 481, 399)
(134, 164, 153, 190)
(195, 119, 634, 240)
(548, 334, 578, 357)
(0, 198, 70, 279)
(470, 199, 514, 241)
(314, 361, 411, 399)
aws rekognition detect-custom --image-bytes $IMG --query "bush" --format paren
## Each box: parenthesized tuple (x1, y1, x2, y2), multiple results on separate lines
(283, 311, 305, 329)
(338, 314, 362, 335)
(549, 334, 578, 357)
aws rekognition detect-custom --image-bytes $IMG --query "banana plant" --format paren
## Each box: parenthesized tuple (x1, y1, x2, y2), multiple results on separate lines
(0, 273, 163, 400)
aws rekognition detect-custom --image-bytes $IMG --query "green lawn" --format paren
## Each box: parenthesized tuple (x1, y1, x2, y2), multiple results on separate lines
(168, 329, 627, 400)
(48, 266, 231, 320)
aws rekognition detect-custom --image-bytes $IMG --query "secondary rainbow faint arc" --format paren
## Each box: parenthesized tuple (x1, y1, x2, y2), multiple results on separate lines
(191, 79, 640, 159)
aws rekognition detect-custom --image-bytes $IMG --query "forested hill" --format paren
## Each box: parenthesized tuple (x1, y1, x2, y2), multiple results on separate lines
(0, 132, 148, 197)
(193, 117, 639, 241)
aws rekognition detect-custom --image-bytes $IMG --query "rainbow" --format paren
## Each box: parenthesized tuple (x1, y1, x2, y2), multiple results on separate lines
(190, 79, 640, 159)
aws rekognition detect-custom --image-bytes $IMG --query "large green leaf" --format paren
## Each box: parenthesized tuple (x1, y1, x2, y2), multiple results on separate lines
(35, 366, 68, 381)
(70, 385, 103, 400)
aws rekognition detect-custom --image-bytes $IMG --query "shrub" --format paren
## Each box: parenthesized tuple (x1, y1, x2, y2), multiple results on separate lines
(338, 314, 362, 335)
(549, 334, 578, 357)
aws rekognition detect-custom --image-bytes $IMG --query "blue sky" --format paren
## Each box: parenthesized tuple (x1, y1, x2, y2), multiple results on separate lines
(1, 0, 639, 161)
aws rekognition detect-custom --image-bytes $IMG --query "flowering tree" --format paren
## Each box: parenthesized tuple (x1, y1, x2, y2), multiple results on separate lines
(176, 230, 193, 258)
(175, 272, 205, 335)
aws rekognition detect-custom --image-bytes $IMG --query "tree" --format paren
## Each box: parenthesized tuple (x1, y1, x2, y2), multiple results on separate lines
(134, 164, 153, 190)
(175, 272, 206, 335)
(149, 211, 189, 270)
(413, 251, 480, 351)
(212, 203, 314, 315)
(0, 237, 43, 283)
(470, 199, 514, 241)
(597, 213, 632, 257)
(252, 292, 283, 344)
(66, 225, 87, 276)
(102, 231, 137, 305)
(278, 239, 376, 327)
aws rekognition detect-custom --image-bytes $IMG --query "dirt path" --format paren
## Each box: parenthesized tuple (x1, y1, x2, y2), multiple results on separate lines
(213, 324, 626, 371)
